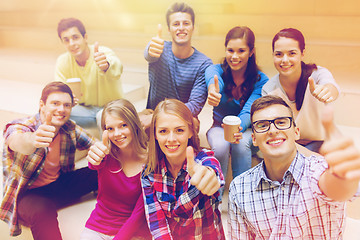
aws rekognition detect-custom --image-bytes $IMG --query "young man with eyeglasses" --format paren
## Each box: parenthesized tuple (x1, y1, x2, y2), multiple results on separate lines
(228, 95, 360, 239)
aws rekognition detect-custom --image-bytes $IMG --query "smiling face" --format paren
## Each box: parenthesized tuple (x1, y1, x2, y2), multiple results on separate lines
(252, 104, 300, 163)
(40, 92, 72, 128)
(225, 38, 253, 73)
(104, 114, 133, 150)
(155, 112, 193, 165)
(273, 37, 304, 78)
(60, 26, 89, 60)
(168, 12, 194, 46)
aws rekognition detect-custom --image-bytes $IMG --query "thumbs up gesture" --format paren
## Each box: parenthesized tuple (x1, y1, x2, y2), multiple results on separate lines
(308, 77, 335, 103)
(207, 75, 222, 107)
(187, 146, 220, 196)
(86, 130, 111, 166)
(33, 110, 56, 148)
(94, 42, 110, 72)
(148, 24, 164, 58)
(320, 105, 360, 180)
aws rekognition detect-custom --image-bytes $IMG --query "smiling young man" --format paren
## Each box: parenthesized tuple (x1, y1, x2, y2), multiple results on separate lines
(140, 2, 213, 129)
(55, 18, 123, 130)
(228, 95, 360, 239)
(0, 82, 98, 240)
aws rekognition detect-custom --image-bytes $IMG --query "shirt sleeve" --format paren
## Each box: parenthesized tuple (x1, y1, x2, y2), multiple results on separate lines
(54, 54, 69, 82)
(98, 45, 123, 81)
(141, 173, 173, 240)
(75, 125, 95, 150)
(228, 181, 256, 240)
(311, 66, 340, 93)
(185, 58, 213, 117)
(205, 64, 225, 92)
(238, 71, 269, 132)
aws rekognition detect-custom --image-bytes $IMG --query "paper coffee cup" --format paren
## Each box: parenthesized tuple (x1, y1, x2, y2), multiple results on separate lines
(223, 116, 241, 142)
(66, 78, 82, 100)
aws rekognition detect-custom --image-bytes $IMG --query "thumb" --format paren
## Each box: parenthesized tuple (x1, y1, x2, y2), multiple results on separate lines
(94, 42, 99, 53)
(322, 104, 340, 141)
(102, 130, 109, 147)
(186, 146, 196, 175)
(308, 77, 316, 93)
(157, 24, 162, 38)
(214, 75, 220, 93)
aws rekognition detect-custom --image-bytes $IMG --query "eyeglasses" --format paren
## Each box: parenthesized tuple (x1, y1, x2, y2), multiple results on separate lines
(252, 117, 293, 133)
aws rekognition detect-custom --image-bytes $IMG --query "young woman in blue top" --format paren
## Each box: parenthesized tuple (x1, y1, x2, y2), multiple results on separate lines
(205, 26, 269, 180)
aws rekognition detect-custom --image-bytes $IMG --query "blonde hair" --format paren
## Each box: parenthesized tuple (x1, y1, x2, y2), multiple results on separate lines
(101, 99, 148, 159)
(144, 99, 200, 175)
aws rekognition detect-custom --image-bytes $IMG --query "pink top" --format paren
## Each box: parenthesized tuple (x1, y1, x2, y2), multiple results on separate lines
(30, 134, 61, 189)
(86, 155, 150, 239)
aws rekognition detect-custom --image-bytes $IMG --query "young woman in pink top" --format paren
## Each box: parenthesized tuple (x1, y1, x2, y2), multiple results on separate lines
(80, 99, 151, 240)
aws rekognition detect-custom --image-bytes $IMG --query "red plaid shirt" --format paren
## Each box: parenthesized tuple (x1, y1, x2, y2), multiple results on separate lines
(1, 114, 95, 236)
(141, 150, 225, 240)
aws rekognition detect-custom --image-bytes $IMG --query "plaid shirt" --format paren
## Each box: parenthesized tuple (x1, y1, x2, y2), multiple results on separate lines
(141, 150, 225, 240)
(1, 113, 95, 236)
(228, 152, 360, 240)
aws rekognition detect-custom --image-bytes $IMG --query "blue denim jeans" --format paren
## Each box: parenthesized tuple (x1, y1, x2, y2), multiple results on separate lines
(71, 104, 103, 129)
(207, 127, 253, 180)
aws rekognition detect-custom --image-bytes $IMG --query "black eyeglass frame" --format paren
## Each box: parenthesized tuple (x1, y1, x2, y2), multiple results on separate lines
(252, 117, 293, 133)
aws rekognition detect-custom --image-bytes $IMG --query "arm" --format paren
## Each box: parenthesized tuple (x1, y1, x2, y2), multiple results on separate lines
(238, 72, 269, 132)
(318, 105, 360, 201)
(54, 54, 69, 82)
(185, 58, 213, 116)
(75, 124, 96, 151)
(141, 173, 173, 240)
(96, 45, 123, 81)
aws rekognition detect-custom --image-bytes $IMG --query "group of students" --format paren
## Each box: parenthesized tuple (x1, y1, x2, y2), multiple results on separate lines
(1, 1, 360, 240)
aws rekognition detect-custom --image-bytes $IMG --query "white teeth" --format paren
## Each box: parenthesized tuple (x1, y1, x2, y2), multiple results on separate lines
(268, 139, 283, 144)
(166, 145, 178, 150)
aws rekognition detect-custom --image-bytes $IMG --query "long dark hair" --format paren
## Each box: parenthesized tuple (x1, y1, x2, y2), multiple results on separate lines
(221, 26, 260, 108)
(272, 28, 317, 111)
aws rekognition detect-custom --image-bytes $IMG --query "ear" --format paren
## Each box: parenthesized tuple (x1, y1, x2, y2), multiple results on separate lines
(39, 100, 45, 109)
(84, 33, 88, 41)
(250, 48, 255, 58)
(294, 126, 300, 141)
(252, 132, 258, 147)
(300, 49, 305, 61)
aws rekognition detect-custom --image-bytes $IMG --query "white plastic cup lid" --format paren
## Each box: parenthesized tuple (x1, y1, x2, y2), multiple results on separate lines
(222, 115, 241, 125)
(66, 78, 81, 83)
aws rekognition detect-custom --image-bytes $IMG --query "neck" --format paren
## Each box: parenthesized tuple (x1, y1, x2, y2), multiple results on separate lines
(172, 42, 194, 59)
(232, 68, 246, 87)
(75, 46, 90, 66)
(263, 150, 297, 182)
(279, 72, 301, 101)
(166, 158, 185, 178)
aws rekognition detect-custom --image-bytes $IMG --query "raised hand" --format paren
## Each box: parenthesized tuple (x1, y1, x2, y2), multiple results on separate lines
(33, 110, 56, 148)
(187, 146, 220, 196)
(148, 24, 164, 58)
(94, 42, 110, 72)
(207, 75, 222, 107)
(320, 105, 360, 180)
(308, 77, 334, 103)
(86, 130, 110, 166)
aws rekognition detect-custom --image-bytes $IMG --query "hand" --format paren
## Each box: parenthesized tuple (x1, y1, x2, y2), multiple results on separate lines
(33, 110, 56, 148)
(309, 77, 334, 103)
(221, 124, 243, 144)
(139, 112, 153, 130)
(86, 130, 110, 165)
(148, 24, 164, 58)
(207, 75, 222, 107)
(94, 42, 110, 72)
(320, 105, 360, 180)
(187, 146, 220, 196)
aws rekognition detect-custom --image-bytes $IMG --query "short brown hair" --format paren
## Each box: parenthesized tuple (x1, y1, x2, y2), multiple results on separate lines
(250, 95, 294, 124)
(40, 81, 74, 105)
(166, 2, 195, 28)
(57, 18, 86, 39)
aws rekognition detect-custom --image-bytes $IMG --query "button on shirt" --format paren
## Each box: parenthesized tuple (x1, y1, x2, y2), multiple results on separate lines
(228, 152, 360, 240)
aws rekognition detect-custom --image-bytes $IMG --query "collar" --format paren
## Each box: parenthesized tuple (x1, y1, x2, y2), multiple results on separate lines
(255, 151, 304, 190)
